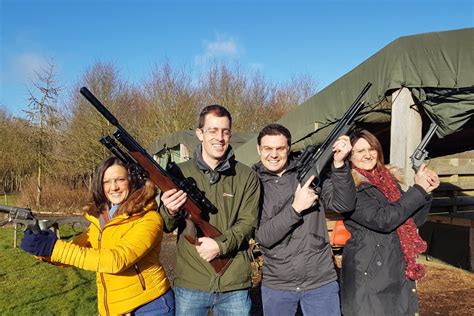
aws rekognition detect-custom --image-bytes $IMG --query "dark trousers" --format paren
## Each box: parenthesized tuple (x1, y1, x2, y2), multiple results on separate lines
(261, 281, 341, 316)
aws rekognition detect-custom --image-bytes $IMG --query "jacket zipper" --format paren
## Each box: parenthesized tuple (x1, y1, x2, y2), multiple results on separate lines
(134, 263, 146, 290)
(98, 231, 110, 316)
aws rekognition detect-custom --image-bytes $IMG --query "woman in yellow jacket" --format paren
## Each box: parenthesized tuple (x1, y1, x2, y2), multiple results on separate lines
(21, 156, 174, 315)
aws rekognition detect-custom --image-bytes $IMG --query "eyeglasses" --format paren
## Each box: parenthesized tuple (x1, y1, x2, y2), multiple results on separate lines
(260, 146, 289, 155)
(103, 177, 129, 188)
(352, 148, 377, 157)
(201, 127, 232, 138)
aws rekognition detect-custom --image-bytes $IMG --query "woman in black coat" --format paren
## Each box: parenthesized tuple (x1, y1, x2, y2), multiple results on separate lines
(340, 130, 440, 316)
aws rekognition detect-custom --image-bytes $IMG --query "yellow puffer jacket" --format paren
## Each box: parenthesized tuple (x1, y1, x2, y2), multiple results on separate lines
(50, 181, 171, 316)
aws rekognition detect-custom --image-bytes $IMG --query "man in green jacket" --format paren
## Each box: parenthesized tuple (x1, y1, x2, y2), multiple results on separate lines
(160, 104, 260, 315)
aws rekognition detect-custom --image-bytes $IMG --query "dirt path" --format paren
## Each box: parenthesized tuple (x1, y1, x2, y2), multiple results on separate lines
(418, 261, 474, 315)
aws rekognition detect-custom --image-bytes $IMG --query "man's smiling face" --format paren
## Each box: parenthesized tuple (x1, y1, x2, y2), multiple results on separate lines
(258, 134, 290, 176)
(196, 113, 232, 169)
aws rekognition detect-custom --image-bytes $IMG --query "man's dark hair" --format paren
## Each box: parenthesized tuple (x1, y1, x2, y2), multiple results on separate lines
(257, 124, 292, 146)
(198, 104, 232, 129)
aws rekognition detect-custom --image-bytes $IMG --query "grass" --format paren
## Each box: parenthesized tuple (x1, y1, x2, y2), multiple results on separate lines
(0, 194, 19, 206)
(0, 225, 97, 315)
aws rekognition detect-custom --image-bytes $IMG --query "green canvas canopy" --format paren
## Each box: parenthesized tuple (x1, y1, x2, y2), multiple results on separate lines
(148, 129, 255, 160)
(235, 28, 474, 166)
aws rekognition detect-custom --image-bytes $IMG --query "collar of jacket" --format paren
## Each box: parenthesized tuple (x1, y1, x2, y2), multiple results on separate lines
(194, 144, 235, 184)
(253, 156, 298, 182)
(85, 199, 158, 229)
(83, 180, 157, 218)
(351, 164, 405, 190)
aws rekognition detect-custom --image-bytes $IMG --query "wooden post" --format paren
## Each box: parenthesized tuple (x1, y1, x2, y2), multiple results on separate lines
(13, 222, 18, 248)
(390, 88, 422, 189)
(470, 227, 474, 271)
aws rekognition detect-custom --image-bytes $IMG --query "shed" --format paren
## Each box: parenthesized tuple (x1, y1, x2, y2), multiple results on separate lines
(234, 28, 474, 270)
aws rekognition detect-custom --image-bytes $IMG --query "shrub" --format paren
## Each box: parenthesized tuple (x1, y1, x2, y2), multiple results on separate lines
(18, 176, 89, 213)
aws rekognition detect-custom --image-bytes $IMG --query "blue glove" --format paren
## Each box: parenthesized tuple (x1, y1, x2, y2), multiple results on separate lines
(21, 229, 58, 257)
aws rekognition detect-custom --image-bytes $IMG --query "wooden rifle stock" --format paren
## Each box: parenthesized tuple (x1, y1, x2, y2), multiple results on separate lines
(80, 87, 231, 274)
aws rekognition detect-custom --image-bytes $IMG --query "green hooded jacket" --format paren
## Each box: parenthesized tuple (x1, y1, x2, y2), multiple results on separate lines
(160, 148, 260, 292)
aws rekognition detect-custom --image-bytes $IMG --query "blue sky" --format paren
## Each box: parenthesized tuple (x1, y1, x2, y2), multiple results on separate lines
(1, 0, 473, 117)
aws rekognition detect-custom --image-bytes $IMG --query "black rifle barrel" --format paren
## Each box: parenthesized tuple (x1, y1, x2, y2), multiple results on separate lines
(100, 135, 134, 166)
(0, 204, 33, 219)
(417, 122, 438, 152)
(410, 122, 439, 173)
(321, 82, 372, 145)
(80, 87, 146, 157)
(297, 82, 372, 186)
(80, 87, 119, 126)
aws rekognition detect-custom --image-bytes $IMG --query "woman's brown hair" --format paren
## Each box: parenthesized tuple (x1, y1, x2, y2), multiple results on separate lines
(349, 129, 385, 170)
(91, 156, 142, 212)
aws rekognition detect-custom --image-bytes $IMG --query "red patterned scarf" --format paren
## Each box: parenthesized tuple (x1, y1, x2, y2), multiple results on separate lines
(353, 166, 427, 280)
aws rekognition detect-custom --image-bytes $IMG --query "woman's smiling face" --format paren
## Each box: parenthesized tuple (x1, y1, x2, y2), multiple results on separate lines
(351, 138, 378, 171)
(103, 164, 130, 205)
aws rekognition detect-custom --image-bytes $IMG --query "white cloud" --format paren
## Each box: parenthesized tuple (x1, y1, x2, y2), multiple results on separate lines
(194, 35, 241, 66)
(12, 52, 49, 82)
(0, 52, 50, 85)
(206, 40, 238, 57)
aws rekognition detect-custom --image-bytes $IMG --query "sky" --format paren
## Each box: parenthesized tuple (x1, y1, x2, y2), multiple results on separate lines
(1, 0, 473, 118)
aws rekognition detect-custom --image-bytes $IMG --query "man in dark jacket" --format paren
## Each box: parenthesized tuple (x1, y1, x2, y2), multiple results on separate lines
(160, 105, 260, 315)
(254, 124, 355, 316)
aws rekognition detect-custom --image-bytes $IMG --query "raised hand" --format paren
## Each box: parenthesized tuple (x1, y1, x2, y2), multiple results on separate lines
(415, 164, 440, 193)
(332, 135, 352, 168)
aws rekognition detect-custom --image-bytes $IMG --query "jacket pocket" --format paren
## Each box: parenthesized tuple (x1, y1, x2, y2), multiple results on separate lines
(365, 245, 384, 278)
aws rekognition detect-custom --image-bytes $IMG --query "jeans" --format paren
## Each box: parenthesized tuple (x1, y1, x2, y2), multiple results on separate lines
(261, 281, 340, 316)
(174, 287, 251, 316)
(133, 288, 175, 315)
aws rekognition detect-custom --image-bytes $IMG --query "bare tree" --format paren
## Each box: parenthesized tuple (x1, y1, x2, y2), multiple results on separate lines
(0, 108, 36, 194)
(143, 61, 198, 135)
(64, 62, 132, 190)
(197, 62, 317, 133)
(198, 63, 247, 128)
(24, 62, 61, 208)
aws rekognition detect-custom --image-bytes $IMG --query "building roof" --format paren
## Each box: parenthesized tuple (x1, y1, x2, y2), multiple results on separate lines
(235, 28, 474, 165)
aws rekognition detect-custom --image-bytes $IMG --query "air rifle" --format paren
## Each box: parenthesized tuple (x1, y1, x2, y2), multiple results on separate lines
(296, 82, 372, 189)
(80, 87, 231, 274)
(0, 204, 43, 233)
(0, 205, 87, 232)
(410, 122, 439, 173)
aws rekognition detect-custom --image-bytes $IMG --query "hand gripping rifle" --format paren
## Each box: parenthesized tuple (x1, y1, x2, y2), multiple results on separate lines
(296, 82, 372, 189)
(80, 87, 231, 274)
(410, 121, 439, 173)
